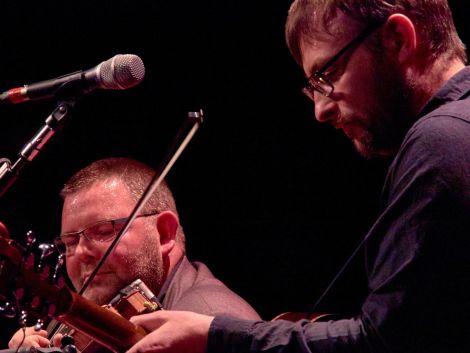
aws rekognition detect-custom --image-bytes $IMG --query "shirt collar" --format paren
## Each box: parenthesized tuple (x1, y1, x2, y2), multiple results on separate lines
(419, 65, 470, 117)
(156, 255, 185, 303)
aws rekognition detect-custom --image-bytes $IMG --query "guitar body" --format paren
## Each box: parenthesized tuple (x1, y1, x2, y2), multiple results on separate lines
(272, 312, 339, 322)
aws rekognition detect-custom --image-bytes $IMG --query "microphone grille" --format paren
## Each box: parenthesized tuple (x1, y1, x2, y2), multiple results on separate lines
(99, 54, 145, 89)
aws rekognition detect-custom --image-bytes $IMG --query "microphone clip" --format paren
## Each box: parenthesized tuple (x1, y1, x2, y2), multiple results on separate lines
(0, 98, 77, 198)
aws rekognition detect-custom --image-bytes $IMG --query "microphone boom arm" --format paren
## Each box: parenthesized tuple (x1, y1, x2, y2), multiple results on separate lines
(0, 98, 77, 198)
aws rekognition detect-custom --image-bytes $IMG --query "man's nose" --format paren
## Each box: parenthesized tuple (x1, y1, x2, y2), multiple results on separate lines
(74, 235, 99, 258)
(314, 92, 338, 124)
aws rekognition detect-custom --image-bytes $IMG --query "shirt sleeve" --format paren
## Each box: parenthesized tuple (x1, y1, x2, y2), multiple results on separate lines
(209, 315, 387, 353)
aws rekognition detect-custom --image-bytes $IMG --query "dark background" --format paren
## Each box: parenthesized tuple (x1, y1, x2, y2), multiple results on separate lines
(0, 0, 468, 346)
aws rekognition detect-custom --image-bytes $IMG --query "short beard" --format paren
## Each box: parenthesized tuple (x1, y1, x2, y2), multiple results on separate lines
(126, 226, 165, 297)
(80, 225, 164, 305)
(354, 54, 416, 159)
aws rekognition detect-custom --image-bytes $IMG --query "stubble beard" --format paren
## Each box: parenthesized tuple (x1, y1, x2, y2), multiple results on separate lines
(80, 230, 164, 305)
(352, 56, 415, 159)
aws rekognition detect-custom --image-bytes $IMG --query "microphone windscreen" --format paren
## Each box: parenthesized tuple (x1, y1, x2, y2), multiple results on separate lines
(99, 54, 145, 89)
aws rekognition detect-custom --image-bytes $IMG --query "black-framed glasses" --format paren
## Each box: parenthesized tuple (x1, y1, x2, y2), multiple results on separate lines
(302, 21, 384, 101)
(54, 210, 159, 255)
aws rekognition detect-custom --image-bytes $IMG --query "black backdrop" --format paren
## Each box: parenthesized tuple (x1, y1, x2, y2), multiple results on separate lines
(0, 0, 468, 346)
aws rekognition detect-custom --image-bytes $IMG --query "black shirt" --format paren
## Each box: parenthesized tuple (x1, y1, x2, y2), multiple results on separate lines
(208, 67, 470, 353)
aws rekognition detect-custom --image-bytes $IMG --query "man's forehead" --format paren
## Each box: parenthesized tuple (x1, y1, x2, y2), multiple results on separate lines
(299, 34, 336, 76)
(61, 178, 135, 228)
(299, 14, 362, 75)
(64, 177, 129, 207)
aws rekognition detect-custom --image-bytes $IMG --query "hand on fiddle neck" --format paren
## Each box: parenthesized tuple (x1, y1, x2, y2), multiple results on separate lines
(8, 326, 63, 350)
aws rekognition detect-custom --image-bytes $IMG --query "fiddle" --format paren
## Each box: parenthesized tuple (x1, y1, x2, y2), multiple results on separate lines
(0, 234, 150, 353)
(50, 279, 162, 353)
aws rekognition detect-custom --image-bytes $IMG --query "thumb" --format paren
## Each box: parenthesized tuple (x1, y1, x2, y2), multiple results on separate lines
(130, 311, 168, 331)
(52, 333, 64, 348)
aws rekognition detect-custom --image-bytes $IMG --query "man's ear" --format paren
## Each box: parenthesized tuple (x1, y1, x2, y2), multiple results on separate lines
(156, 211, 179, 256)
(382, 14, 417, 65)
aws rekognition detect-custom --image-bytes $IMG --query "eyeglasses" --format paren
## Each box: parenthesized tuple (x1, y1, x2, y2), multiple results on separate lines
(302, 22, 384, 101)
(54, 211, 159, 255)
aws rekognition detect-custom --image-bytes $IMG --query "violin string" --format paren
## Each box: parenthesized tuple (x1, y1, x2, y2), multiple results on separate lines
(309, 210, 386, 314)
(47, 321, 63, 345)
(309, 235, 367, 314)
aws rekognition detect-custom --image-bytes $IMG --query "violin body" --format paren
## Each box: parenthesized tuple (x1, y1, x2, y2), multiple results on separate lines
(52, 279, 162, 353)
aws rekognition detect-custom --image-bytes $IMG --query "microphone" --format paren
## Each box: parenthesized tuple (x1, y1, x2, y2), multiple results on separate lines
(0, 54, 145, 104)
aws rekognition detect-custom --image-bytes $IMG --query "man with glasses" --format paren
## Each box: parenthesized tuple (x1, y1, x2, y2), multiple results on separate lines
(122, 1, 470, 353)
(8, 157, 259, 349)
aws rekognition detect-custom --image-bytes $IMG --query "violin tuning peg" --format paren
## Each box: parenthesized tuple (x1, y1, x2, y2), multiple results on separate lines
(60, 335, 75, 348)
(35, 243, 56, 272)
(50, 254, 65, 285)
(62, 344, 77, 353)
(34, 318, 45, 331)
(0, 301, 16, 318)
(38, 243, 55, 258)
(23, 230, 37, 261)
(19, 310, 28, 327)
(25, 230, 37, 248)
(61, 335, 77, 353)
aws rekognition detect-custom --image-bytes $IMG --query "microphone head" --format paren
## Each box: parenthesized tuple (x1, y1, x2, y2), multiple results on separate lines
(98, 54, 145, 89)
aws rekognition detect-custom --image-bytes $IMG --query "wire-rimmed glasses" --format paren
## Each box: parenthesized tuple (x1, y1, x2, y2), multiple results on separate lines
(54, 210, 159, 255)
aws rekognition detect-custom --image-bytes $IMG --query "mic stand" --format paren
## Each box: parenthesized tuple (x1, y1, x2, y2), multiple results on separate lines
(0, 99, 77, 198)
(78, 109, 204, 297)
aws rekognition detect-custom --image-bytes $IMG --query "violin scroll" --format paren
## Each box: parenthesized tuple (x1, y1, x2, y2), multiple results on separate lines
(0, 226, 63, 329)
(0, 221, 10, 239)
(0, 228, 149, 353)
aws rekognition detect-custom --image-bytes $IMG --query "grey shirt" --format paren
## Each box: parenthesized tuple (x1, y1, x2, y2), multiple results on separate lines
(158, 257, 260, 320)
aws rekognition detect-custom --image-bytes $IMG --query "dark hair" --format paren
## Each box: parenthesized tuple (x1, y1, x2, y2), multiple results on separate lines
(285, 0, 467, 66)
(61, 157, 185, 250)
